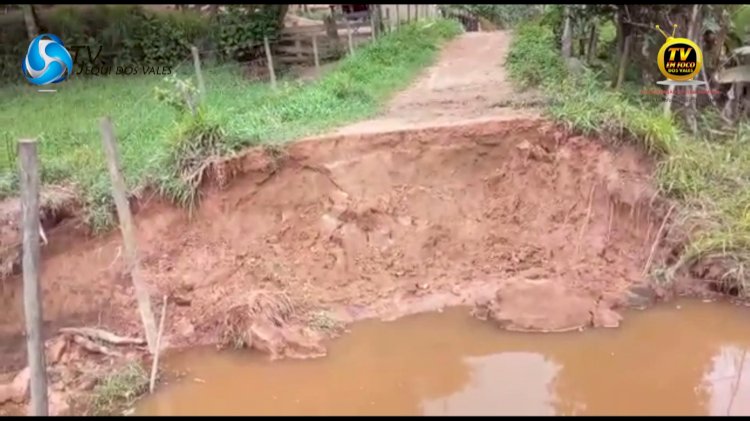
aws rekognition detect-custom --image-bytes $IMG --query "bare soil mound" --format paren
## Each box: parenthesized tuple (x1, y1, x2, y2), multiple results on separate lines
(0, 117, 670, 373)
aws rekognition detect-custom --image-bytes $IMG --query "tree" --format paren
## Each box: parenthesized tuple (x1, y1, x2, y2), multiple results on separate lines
(21, 4, 39, 40)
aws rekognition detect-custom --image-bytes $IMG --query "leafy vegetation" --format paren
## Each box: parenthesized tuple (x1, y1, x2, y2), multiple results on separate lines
(0, 5, 288, 82)
(0, 18, 462, 231)
(508, 15, 750, 295)
(441, 4, 543, 29)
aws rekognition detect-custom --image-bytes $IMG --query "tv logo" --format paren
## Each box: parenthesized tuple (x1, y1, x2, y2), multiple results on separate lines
(22, 34, 73, 86)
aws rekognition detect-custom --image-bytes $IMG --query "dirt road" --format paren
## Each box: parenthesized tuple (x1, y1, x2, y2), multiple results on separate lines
(335, 31, 540, 134)
(0, 30, 672, 411)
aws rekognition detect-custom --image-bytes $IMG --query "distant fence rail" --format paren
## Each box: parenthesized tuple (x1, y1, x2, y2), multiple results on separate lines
(275, 5, 441, 66)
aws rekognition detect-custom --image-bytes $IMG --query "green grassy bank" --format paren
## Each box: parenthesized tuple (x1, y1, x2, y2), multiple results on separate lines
(507, 20, 750, 294)
(0, 19, 462, 230)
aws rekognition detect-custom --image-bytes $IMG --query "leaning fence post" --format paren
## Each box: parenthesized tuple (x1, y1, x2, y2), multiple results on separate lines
(312, 34, 321, 76)
(18, 138, 48, 416)
(99, 117, 158, 355)
(395, 5, 401, 29)
(263, 36, 277, 90)
(190, 46, 206, 104)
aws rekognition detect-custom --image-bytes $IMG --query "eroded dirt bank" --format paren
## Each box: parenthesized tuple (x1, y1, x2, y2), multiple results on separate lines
(1, 116, 671, 380)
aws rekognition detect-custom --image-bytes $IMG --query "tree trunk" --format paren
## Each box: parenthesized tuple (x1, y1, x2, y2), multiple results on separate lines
(376, 4, 385, 35)
(22, 5, 39, 40)
(561, 7, 573, 59)
(615, 34, 632, 90)
(612, 9, 625, 86)
(579, 37, 586, 57)
(710, 8, 730, 72)
(586, 21, 598, 64)
(684, 4, 702, 129)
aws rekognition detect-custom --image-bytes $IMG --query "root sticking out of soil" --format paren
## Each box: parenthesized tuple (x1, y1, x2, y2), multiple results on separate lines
(0, 185, 79, 280)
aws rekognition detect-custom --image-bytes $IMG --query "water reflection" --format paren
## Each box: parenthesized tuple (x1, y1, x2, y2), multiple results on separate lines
(701, 346, 750, 416)
(137, 300, 750, 416)
(421, 353, 561, 415)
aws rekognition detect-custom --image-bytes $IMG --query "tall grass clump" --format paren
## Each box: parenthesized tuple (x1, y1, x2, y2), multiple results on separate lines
(507, 18, 750, 295)
(88, 361, 149, 416)
(505, 21, 566, 89)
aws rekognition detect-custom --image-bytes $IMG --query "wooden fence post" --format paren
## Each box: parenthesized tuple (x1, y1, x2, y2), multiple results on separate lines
(99, 117, 158, 354)
(345, 20, 355, 56)
(263, 36, 277, 90)
(415, 4, 419, 21)
(294, 38, 303, 61)
(370, 8, 377, 41)
(18, 138, 48, 416)
(395, 5, 400, 29)
(190, 46, 206, 105)
(376, 4, 384, 36)
(385, 8, 391, 33)
(407, 4, 411, 22)
(312, 34, 320, 76)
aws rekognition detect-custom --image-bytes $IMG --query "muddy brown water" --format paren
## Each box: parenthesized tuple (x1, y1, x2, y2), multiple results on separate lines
(137, 300, 750, 416)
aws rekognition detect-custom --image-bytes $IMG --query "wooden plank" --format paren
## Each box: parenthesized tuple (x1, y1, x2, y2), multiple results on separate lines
(276, 45, 315, 55)
(716, 65, 750, 84)
(282, 25, 327, 35)
(18, 138, 48, 416)
(283, 19, 370, 34)
(346, 20, 370, 29)
(276, 56, 312, 65)
(294, 39, 303, 59)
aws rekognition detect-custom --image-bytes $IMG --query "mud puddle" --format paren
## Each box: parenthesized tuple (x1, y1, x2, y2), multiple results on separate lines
(137, 300, 750, 416)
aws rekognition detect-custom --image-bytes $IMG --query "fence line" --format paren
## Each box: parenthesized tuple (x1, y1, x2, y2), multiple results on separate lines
(3, 5, 448, 173)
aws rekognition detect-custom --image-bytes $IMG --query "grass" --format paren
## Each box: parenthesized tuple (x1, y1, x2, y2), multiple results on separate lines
(309, 310, 342, 333)
(0, 19, 462, 231)
(88, 361, 149, 416)
(507, 20, 750, 295)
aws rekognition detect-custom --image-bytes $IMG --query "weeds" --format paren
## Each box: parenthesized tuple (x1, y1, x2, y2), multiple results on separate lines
(0, 19, 462, 231)
(309, 310, 342, 333)
(508, 19, 750, 295)
(88, 361, 149, 416)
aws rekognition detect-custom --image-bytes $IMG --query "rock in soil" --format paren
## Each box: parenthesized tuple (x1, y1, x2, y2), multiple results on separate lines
(474, 278, 596, 333)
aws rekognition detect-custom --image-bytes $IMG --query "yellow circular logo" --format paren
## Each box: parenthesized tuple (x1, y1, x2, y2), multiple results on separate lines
(655, 25, 703, 82)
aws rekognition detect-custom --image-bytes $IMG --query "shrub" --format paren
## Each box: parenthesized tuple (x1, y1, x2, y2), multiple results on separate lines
(442, 5, 542, 29)
(505, 22, 567, 88)
(0, 5, 285, 84)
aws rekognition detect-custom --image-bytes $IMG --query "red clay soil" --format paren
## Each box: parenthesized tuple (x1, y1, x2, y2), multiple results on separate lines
(0, 30, 679, 413)
(0, 117, 668, 365)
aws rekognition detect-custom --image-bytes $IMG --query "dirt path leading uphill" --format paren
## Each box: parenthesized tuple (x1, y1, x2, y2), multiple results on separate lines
(335, 31, 541, 135)
(0, 31, 673, 414)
